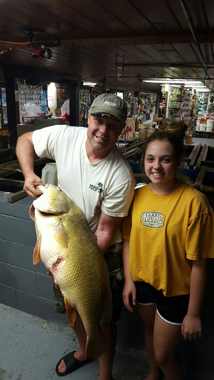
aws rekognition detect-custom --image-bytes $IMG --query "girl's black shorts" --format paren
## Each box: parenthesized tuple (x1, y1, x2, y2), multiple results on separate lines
(135, 281, 190, 325)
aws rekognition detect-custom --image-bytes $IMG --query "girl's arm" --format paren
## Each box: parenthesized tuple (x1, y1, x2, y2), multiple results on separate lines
(122, 239, 136, 313)
(182, 259, 207, 340)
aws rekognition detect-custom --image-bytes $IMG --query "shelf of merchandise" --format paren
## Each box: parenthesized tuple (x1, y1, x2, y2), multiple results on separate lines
(79, 88, 90, 127)
(0, 87, 8, 127)
(158, 91, 167, 118)
(124, 92, 157, 121)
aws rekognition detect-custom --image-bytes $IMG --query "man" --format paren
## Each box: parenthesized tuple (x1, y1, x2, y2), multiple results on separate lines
(16, 93, 135, 380)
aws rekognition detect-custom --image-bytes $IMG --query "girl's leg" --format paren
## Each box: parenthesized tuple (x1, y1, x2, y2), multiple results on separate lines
(136, 304, 162, 380)
(153, 312, 182, 380)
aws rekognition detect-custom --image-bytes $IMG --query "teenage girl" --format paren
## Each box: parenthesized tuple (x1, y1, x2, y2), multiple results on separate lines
(122, 121, 214, 380)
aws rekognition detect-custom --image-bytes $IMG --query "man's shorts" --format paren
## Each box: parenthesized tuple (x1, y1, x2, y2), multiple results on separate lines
(135, 281, 190, 325)
(104, 242, 124, 323)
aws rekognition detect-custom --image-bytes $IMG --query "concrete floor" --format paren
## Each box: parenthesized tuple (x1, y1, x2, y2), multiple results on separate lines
(0, 303, 149, 380)
(2, 303, 212, 380)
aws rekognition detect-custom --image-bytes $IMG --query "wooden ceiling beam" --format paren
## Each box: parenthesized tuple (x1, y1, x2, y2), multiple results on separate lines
(60, 33, 214, 47)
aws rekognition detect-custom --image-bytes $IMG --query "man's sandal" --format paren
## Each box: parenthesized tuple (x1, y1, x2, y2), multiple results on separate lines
(56, 351, 92, 377)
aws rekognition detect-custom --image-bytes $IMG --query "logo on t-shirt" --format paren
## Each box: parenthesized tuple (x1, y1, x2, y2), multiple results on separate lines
(89, 182, 103, 193)
(140, 212, 165, 228)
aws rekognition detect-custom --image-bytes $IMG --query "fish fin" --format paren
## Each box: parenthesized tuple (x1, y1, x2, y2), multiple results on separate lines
(33, 235, 41, 265)
(85, 329, 107, 359)
(64, 297, 76, 326)
(53, 221, 68, 248)
(29, 204, 35, 221)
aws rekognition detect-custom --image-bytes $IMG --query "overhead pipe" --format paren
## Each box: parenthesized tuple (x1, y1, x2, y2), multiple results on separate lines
(180, 0, 208, 71)
(122, 65, 126, 155)
(121, 62, 214, 68)
(115, 63, 117, 94)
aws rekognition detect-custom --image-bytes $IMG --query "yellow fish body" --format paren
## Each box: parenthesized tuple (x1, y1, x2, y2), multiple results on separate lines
(29, 184, 112, 359)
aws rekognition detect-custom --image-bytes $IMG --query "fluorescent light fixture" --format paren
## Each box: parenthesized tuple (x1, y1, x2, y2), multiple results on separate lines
(143, 79, 203, 85)
(185, 84, 206, 88)
(165, 84, 169, 91)
(83, 81, 97, 87)
(117, 92, 123, 99)
(195, 88, 211, 92)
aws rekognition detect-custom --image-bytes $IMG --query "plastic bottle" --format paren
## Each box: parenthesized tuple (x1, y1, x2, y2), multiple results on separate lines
(41, 163, 58, 185)
(47, 83, 57, 116)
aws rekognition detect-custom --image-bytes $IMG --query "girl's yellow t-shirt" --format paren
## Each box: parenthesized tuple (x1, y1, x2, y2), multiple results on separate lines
(123, 183, 214, 297)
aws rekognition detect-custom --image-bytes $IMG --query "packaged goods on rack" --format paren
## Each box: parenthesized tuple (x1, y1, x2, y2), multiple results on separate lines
(181, 89, 192, 124)
(197, 92, 209, 114)
(208, 93, 214, 114)
(18, 83, 46, 121)
(159, 91, 167, 118)
(79, 88, 90, 127)
(124, 92, 156, 122)
(0, 87, 8, 126)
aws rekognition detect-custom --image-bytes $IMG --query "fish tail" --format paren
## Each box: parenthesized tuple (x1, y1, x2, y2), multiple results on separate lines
(85, 329, 107, 359)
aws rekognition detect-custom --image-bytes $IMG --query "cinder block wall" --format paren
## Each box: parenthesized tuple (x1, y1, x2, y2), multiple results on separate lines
(0, 193, 67, 325)
(1, 193, 214, 379)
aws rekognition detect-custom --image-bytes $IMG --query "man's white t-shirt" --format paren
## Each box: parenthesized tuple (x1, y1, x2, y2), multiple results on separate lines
(33, 125, 135, 245)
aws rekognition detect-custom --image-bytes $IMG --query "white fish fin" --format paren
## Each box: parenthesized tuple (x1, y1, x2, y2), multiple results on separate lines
(64, 297, 76, 326)
(85, 329, 107, 359)
(33, 235, 41, 265)
(29, 204, 35, 221)
(53, 220, 68, 248)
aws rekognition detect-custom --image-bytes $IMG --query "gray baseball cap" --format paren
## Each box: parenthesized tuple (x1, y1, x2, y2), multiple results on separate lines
(90, 93, 127, 124)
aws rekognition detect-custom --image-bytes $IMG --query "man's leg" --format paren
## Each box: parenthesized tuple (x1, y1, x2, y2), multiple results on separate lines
(98, 242, 124, 380)
(57, 311, 87, 374)
(53, 286, 66, 314)
(99, 322, 117, 380)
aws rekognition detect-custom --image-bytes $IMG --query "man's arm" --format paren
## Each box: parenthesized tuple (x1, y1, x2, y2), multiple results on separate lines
(16, 132, 43, 198)
(94, 211, 123, 254)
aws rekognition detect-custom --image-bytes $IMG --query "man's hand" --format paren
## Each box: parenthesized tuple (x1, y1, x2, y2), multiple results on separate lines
(23, 174, 44, 198)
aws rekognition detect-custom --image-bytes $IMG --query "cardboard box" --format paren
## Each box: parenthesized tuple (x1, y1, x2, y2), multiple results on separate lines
(185, 136, 192, 145)
(135, 120, 140, 131)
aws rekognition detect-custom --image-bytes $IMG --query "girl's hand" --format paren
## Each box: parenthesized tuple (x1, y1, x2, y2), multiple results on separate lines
(123, 278, 136, 313)
(181, 314, 202, 340)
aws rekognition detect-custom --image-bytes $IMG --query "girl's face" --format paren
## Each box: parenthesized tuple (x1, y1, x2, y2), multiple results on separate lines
(144, 140, 180, 194)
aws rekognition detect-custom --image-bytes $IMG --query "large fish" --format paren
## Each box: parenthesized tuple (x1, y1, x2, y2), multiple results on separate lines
(29, 184, 112, 359)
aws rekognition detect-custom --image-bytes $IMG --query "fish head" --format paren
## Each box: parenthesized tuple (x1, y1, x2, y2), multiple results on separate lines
(29, 184, 70, 220)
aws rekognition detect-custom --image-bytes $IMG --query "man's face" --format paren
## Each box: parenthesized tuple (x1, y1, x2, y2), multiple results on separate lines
(87, 113, 125, 154)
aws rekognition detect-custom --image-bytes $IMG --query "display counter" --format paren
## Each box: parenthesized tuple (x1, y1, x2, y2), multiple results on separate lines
(17, 117, 65, 137)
